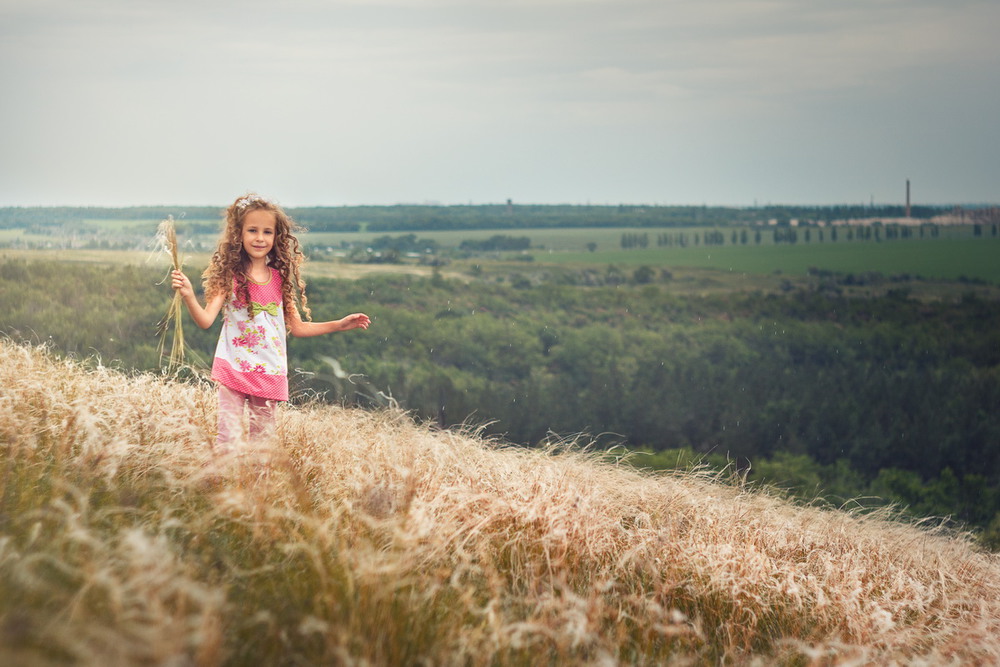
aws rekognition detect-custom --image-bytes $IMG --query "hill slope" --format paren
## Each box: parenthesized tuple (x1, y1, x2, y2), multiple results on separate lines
(2, 341, 999, 665)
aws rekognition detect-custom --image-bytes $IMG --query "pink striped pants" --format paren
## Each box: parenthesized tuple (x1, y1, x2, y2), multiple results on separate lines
(216, 384, 277, 450)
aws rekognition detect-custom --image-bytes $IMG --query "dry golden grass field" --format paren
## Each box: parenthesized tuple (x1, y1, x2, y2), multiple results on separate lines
(2, 340, 1000, 665)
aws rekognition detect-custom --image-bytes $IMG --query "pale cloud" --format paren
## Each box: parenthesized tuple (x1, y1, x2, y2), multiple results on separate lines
(0, 0, 997, 206)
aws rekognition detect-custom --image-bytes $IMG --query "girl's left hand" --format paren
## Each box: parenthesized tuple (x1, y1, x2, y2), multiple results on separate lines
(342, 313, 371, 330)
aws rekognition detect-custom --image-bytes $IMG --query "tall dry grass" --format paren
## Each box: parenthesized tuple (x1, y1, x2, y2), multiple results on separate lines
(2, 339, 999, 665)
(154, 216, 185, 369)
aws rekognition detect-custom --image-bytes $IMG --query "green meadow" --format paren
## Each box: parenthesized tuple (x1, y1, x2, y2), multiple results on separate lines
(4, 210, 997, 285)
(301, 227, 1000, 283)
(544, 238, 1000, 282)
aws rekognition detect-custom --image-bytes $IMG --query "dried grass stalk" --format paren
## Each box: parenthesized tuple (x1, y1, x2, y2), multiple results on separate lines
(156, 216, 185, 368)
(4, 340, 1000, 664)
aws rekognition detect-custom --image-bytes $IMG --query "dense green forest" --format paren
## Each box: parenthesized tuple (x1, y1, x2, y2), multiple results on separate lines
(0, 202, 977, 233)
(3, 257, 999, 546)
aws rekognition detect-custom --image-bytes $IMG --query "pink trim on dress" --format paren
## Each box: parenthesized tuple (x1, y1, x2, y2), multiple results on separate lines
(212, 357, 289, 402)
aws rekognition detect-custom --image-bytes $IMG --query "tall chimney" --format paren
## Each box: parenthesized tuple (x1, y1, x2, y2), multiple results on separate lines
(905, 179, 911, 218)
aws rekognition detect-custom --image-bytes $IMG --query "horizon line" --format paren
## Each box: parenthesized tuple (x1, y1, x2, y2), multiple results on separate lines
(2, 200, 997, 210)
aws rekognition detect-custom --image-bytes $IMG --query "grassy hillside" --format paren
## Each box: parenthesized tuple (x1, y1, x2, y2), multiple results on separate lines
(2, 340, 1000, 665)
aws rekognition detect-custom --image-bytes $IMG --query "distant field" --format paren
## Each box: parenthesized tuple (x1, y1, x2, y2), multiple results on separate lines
(3, 222, 998, 284)
(0, 249, 458, 282)
(544, 238, 1000, 283)
(302, 228, 1000, 283)
(299, 223, 987, 250)
(300, 227, 999, 282)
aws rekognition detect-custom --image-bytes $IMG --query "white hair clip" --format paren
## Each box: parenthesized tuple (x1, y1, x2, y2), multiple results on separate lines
(235, 194, 267, 210)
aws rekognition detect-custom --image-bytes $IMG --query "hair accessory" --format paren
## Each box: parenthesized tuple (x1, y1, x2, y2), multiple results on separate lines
(235, 194, 268, 210)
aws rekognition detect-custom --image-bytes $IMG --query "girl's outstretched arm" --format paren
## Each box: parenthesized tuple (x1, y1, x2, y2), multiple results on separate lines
(172, 270, 225, 329)
(287, 304, 371, 338)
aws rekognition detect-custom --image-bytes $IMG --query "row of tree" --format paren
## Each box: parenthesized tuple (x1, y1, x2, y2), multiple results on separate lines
(2, 203, 970, 233)
(619, 223, 999, 249)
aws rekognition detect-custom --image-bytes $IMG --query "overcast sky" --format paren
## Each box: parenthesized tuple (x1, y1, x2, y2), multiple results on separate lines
(1, 0, 997, 208)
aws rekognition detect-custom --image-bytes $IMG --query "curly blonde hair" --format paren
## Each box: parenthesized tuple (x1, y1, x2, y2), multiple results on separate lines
(202, 193, 311, 324)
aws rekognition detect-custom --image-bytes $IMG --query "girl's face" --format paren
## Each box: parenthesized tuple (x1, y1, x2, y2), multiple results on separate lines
(241, 209, 277, 262)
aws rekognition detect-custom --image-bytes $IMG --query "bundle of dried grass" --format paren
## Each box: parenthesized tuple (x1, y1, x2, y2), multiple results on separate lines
(156, 216, 185, 368)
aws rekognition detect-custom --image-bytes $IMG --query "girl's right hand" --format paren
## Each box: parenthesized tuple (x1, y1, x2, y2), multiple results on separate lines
(171, 270, 194, 298)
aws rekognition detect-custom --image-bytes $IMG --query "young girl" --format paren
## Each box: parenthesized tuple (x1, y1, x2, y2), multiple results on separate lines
(172, 193, 371, 449)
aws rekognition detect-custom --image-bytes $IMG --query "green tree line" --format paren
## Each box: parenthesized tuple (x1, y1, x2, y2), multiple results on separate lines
(1, 203, 962, 233)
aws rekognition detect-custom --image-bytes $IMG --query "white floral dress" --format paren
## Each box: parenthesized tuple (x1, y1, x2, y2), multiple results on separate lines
(211, 268, 288, 401)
